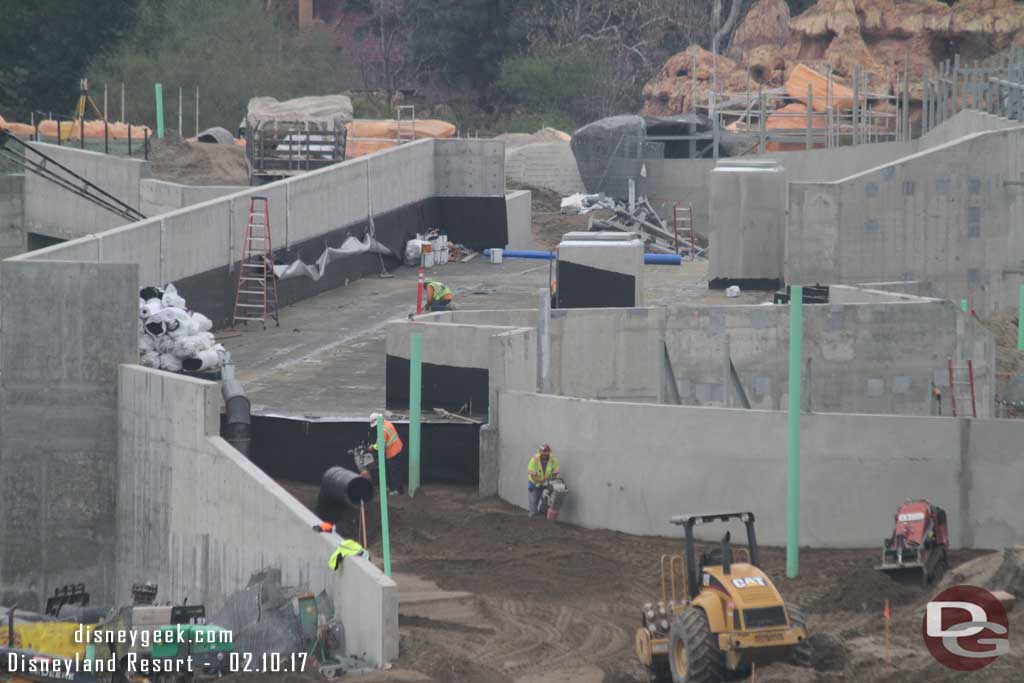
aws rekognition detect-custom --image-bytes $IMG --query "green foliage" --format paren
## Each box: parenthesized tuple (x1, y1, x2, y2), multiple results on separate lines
(495, 45, 642, 129)
(412, 0, 530, 101)
(87, 0, 358, 132)
(0, 0, 140, 117)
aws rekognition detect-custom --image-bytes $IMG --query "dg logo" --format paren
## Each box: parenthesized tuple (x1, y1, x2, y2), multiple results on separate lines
(922, 585, 1010, 671)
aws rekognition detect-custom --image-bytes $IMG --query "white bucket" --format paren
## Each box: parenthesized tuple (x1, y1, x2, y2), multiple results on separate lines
(490, 248, 503, 264)
(423, 252, 435, 268)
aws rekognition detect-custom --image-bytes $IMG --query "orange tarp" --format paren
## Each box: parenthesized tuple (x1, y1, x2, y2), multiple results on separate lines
(0, 115, 35, 138)
(766, 103, 827, 151)
(347, 119, 455, 140)
(785, 64, 854, 112)
(345, 138, 399, 158)
(36, 119, 150, 140)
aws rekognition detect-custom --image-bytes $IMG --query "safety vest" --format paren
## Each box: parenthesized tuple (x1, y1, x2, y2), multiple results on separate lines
(328, 538, 365, 570)
(528, 453, 560, 488)
(428, 281, 452, 302)
(382, 420, 403, 459)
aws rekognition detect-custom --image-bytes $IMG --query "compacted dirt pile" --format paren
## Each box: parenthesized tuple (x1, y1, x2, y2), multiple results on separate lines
(282, 482, 1020, 683)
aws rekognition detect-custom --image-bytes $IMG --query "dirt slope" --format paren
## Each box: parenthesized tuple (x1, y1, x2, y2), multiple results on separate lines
(281, 482, 1018, 683)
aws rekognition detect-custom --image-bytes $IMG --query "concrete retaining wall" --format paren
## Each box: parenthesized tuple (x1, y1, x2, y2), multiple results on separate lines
(404, 298, 992, 417)
(505, 141, 586, 195)
(663, 300, 994, 416)
(641, 140, 919, 234)
(495, 390, 1024, 548)
(0, 260, 137, 610)
(918, 110, 1017, 151)
(116, 365, 398, 665)
(23, 143, 147, 240)
(140, 179, 244, 216)
(786, 126, 1024, 316)
(16, 138, 500, 291)
(0, 174, 24, 258)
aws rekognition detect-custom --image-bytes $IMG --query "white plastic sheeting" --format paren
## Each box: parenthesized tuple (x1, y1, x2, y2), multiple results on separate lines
(272, 233, 392, 282)
(138, 283, 229, 373)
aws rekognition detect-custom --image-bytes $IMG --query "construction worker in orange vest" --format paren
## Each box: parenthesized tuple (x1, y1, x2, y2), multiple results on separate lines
(369, 412, 405, 495)
(527, 444, 560, 517)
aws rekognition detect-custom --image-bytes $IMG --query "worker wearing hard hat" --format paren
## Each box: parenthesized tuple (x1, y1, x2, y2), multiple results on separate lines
(527, 444, 560, 517)
(424, 278, 454, 312)
(369, 412, 405, 495)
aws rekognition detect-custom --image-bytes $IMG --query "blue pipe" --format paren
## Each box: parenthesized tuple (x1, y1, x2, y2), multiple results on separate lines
(644, 253, 681, 265)
(482, 249, 680, 265)
(483, 249, 554, 260)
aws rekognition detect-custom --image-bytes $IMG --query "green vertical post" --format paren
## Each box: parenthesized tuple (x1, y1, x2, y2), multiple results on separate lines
(376, 416, 392, 576)
(787, 285, 803, 579)
(1018, 284, 1024, 351)
(154, 83, 165, 139)
(408, 333, 422, 496)
(960, 298, 969, 313)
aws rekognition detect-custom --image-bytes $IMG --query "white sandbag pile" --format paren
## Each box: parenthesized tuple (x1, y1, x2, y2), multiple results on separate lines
(138, 283, 229, 373)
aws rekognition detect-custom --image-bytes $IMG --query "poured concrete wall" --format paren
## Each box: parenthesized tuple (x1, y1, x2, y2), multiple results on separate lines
(663, 300, 994, 416)
(0, 174, 24, 257)
(434, 139, 505, 196)
(16, 139, 495, 289)
(918, 110, 1016, 151)
(549, 307, 663, 402)
(505, 189, 533, 250)
(495, 390, 1024, 548)
(23, 143, 147, 240)
(641, 139, 919, 233)
(0, 260, 137, 609)
(505, 141, 586, 195)
(116, 365, 398, 665)
(787, 126, 1024, 316)
(140, 179, 244, 216)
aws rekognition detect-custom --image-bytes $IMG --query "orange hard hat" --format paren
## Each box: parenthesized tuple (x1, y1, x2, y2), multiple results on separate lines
(318, 521, 334, 532)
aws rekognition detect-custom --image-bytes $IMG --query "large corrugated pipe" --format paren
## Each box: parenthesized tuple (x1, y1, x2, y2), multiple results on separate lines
(221, 367, 251, 457)
(318, 466, 374, 510)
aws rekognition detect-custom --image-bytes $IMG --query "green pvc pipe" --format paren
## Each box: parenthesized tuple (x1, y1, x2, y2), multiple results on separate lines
(376, 416, 392, 576)
(786, 285, 803, 579)
(961, 298, 969, 313)
(409, 333, 422, 497)
(1019, 284, 1024, 351)
(154, 83, 165, 139)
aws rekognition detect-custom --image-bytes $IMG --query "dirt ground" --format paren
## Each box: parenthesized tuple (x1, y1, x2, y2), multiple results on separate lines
(279, 482, 1021, 683)
(148, 129, 248, 185)
(507, 182, 596, 250)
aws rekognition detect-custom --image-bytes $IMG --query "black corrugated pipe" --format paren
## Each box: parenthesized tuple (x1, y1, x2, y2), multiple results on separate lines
(318, 466, 374, 512)
(222, 368, 251, 456)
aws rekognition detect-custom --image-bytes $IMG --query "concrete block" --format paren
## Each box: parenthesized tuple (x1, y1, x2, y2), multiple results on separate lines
(505, 190, 533, 250)
(709, 159, 787, 282)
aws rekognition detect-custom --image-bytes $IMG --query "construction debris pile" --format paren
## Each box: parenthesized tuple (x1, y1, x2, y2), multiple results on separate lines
(138, 283, 229, 374)
(561, 193, 705, 257)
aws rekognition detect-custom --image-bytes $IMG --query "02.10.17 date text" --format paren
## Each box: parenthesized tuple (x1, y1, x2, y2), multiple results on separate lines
(229, 652, 308, 673)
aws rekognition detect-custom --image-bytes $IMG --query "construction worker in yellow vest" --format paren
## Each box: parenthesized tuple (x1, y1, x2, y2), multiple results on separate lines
(424, 279, 454, 312)
(527, 444, 560, 517)
(369, 412, 405, 495)
(328, 537, 367, 570)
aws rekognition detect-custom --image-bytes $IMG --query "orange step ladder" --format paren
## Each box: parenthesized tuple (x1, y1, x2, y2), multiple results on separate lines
(947, 357, 976, 418)
(232, 196, 279, 328)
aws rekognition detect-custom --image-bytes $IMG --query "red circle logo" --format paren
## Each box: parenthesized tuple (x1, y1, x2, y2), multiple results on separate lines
(922, 585, 1009, 671)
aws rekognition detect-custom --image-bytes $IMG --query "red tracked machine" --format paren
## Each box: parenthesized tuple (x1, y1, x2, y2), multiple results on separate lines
(876, 499, 949, 586)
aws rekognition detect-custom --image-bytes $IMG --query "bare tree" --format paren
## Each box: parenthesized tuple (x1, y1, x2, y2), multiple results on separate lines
(351, 0, 424, 104)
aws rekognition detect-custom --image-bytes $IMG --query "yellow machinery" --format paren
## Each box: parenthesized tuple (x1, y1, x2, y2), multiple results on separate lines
(634, 512, 811, 682)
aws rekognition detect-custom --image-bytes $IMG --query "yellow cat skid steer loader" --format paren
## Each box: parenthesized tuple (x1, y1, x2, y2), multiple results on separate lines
(634, 512, 811, 682)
